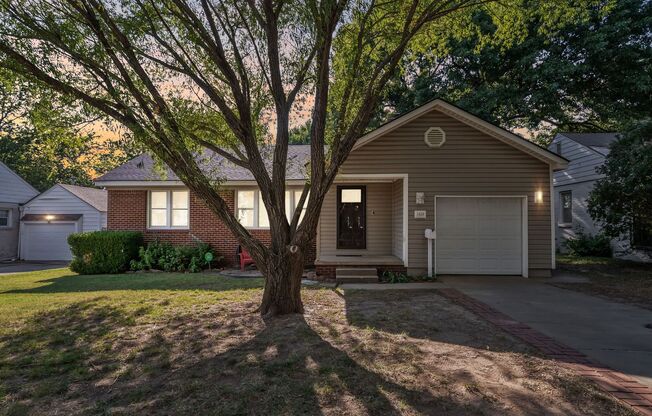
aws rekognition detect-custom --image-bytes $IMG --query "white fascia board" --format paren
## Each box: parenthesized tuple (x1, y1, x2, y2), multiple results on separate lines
(95, 180, 307, 188)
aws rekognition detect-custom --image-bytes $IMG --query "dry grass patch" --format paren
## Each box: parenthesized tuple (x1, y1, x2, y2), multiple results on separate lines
(555, 256, 652, 309)
(0, 269, 634, 415)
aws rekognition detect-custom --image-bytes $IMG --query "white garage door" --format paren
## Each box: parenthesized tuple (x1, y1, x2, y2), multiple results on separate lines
(22, 222, 76, 261)
(435, 197, 523, 275)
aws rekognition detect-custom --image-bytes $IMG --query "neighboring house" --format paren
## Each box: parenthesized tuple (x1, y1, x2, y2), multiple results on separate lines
(548, 133, 651, 261)
(96, 100, 567, 278)
(20, 184, 107, 261)
(0, 162, 39, 261)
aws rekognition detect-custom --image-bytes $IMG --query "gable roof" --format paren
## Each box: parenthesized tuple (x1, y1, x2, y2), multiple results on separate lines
(57, 184, 108, 212)
(354, 99, 568, 170)
(0, 161, 39, 203)
(97, 100, 569, 186)
(558, 132, 620, 156)
(95, 145, 311, 185)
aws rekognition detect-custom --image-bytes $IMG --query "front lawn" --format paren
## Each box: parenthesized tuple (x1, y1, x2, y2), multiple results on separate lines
(556, 255, 652, 310)
(0, 269, 632, 415)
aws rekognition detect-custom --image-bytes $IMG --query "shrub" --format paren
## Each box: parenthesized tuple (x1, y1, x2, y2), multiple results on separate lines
(130, 241, 221, 273)
(68, 231, 143, 274)
(380, 270, 409, 283)
(563, 227, 612, 257)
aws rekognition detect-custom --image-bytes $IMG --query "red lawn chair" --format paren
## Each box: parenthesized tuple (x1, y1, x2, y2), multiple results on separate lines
(239, 248, 255, 271)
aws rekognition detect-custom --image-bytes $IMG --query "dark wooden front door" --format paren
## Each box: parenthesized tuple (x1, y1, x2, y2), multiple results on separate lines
(337, 186, 366, 249)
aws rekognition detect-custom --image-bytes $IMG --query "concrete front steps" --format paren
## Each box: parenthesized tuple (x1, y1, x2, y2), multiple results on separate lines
(335, 267, 378, 283)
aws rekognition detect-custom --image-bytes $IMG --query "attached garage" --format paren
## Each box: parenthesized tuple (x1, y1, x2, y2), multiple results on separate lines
(435, 196, 527, 276)
(20, 218, 80, 261)
(20, 184, 107, 262)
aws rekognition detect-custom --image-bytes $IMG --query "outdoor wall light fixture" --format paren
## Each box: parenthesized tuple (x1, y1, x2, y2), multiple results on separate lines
(534, 191, 543, 204)
(45, 215, 55, 221)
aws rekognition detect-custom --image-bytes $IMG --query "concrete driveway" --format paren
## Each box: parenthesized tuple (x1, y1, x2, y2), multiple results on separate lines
(0, 261, 68, 275)
(440, 274, 652, 388)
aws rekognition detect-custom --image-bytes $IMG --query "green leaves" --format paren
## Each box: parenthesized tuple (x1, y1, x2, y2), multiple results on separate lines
(380, 0, 650, 142)
(589, 120, 652, 241)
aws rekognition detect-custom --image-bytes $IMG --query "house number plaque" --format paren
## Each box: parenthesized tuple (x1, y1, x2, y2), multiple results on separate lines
(414, 210, 427, 219)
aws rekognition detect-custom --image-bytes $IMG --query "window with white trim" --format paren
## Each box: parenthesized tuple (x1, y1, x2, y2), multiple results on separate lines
(560, 190, 572, 224)
(148, 190, 189, 228)
(289, 190, 309, 224)
(237, 190, 269, 228)
(0, 209, 10, 227)
(236, 189, 308, 229)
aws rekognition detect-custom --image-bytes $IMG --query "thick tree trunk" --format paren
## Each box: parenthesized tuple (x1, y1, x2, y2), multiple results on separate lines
(259, 248, 305, 317)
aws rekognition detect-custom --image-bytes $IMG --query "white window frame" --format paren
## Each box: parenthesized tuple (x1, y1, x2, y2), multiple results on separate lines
(559, 190, 572, 227)
(0, 207, 12, 229)
(147, 189, 190, 229)
(235, 189, 268, 229)
(287, 189, 309, 224)
(235, 188, 308, 229)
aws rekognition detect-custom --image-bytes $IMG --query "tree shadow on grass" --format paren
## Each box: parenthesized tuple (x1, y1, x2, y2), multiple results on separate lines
(0, 291, 630, 416)
(338, 289, 631, 416)
(2, 272, 263, 295)
(0, 298, 480, 416)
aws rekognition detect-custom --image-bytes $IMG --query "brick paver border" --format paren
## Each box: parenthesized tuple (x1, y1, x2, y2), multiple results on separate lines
(437, 288, 652, 416)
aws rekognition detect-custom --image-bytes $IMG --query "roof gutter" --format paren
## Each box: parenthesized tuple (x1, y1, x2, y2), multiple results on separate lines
(94, 179, 307, 188)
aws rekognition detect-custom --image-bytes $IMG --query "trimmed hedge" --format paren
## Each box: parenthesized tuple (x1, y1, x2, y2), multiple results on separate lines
(68, 231, 143, 274)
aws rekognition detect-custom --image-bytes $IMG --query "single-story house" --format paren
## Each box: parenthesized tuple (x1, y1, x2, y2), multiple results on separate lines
(20, 184, 108, 261)
(96, 100, 568, 278)
(548, 133, 651, 261)
(0, 161, 39, 261)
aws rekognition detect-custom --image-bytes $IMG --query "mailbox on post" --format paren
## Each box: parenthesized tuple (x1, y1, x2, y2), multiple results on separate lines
(425, 228, 436, 277)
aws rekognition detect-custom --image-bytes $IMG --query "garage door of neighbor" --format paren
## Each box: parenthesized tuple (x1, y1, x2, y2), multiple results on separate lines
(22, 222, 77, 261)
(435, 197, 523, 275)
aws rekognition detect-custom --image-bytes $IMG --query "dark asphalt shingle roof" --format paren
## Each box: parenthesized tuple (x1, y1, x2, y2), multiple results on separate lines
(560, 133, 620, 150)
(96, 145, 311, 183)
(59, 184, 108, 212)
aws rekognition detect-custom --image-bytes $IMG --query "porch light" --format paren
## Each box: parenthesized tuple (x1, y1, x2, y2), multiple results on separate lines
(45, 215, 55, 221)
(534, 191, 543, 204)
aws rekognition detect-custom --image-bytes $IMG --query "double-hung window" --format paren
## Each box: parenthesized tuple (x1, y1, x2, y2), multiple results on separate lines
(237, 190, 269, 228)
(0, 209, 10, 228)
(149, 190, 189, 228)
(560, 191, 572, 224)
(236, 188, 308, 229)
(286, 190, 309, 224)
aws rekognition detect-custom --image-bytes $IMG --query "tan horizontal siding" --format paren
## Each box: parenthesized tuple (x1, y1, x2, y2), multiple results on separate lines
(319, 183, 393, 256)
(330, 108, 552, 272)
(392, 179, 403, 258)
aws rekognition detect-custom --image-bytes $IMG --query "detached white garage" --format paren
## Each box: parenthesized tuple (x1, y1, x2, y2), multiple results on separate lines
(435, 196, 527, 276)
(20, 184, 107, 261)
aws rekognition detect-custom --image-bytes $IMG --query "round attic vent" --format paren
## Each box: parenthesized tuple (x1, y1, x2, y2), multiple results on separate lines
(424, 127, 446, 148)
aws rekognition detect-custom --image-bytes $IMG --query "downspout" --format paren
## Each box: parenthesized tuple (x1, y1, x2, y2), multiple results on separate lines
(16, 204, 24, 260)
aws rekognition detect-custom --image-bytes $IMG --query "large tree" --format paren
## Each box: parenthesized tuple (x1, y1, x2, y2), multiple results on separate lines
(588, 120, 652, 247)
(382, 0, 652, 142)
(0, 0, 602, 316)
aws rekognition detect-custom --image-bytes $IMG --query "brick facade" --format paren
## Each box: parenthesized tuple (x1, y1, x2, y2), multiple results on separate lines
(314, 264, 407, 280)
(107, 189, 316, 266)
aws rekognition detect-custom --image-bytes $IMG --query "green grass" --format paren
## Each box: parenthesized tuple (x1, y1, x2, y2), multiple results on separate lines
(0, 268, 263, 334)
(0, 268, 633, 416)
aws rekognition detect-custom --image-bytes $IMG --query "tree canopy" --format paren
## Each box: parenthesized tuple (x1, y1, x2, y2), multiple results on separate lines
(381, 0, 651, 142)
(588, 120, 652, 247)
(0, 0, 609, 315)
(0, 68, 139, 191)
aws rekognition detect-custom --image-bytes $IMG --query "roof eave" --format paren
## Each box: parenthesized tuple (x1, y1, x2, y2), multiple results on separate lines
(94, 179, 308, 188)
